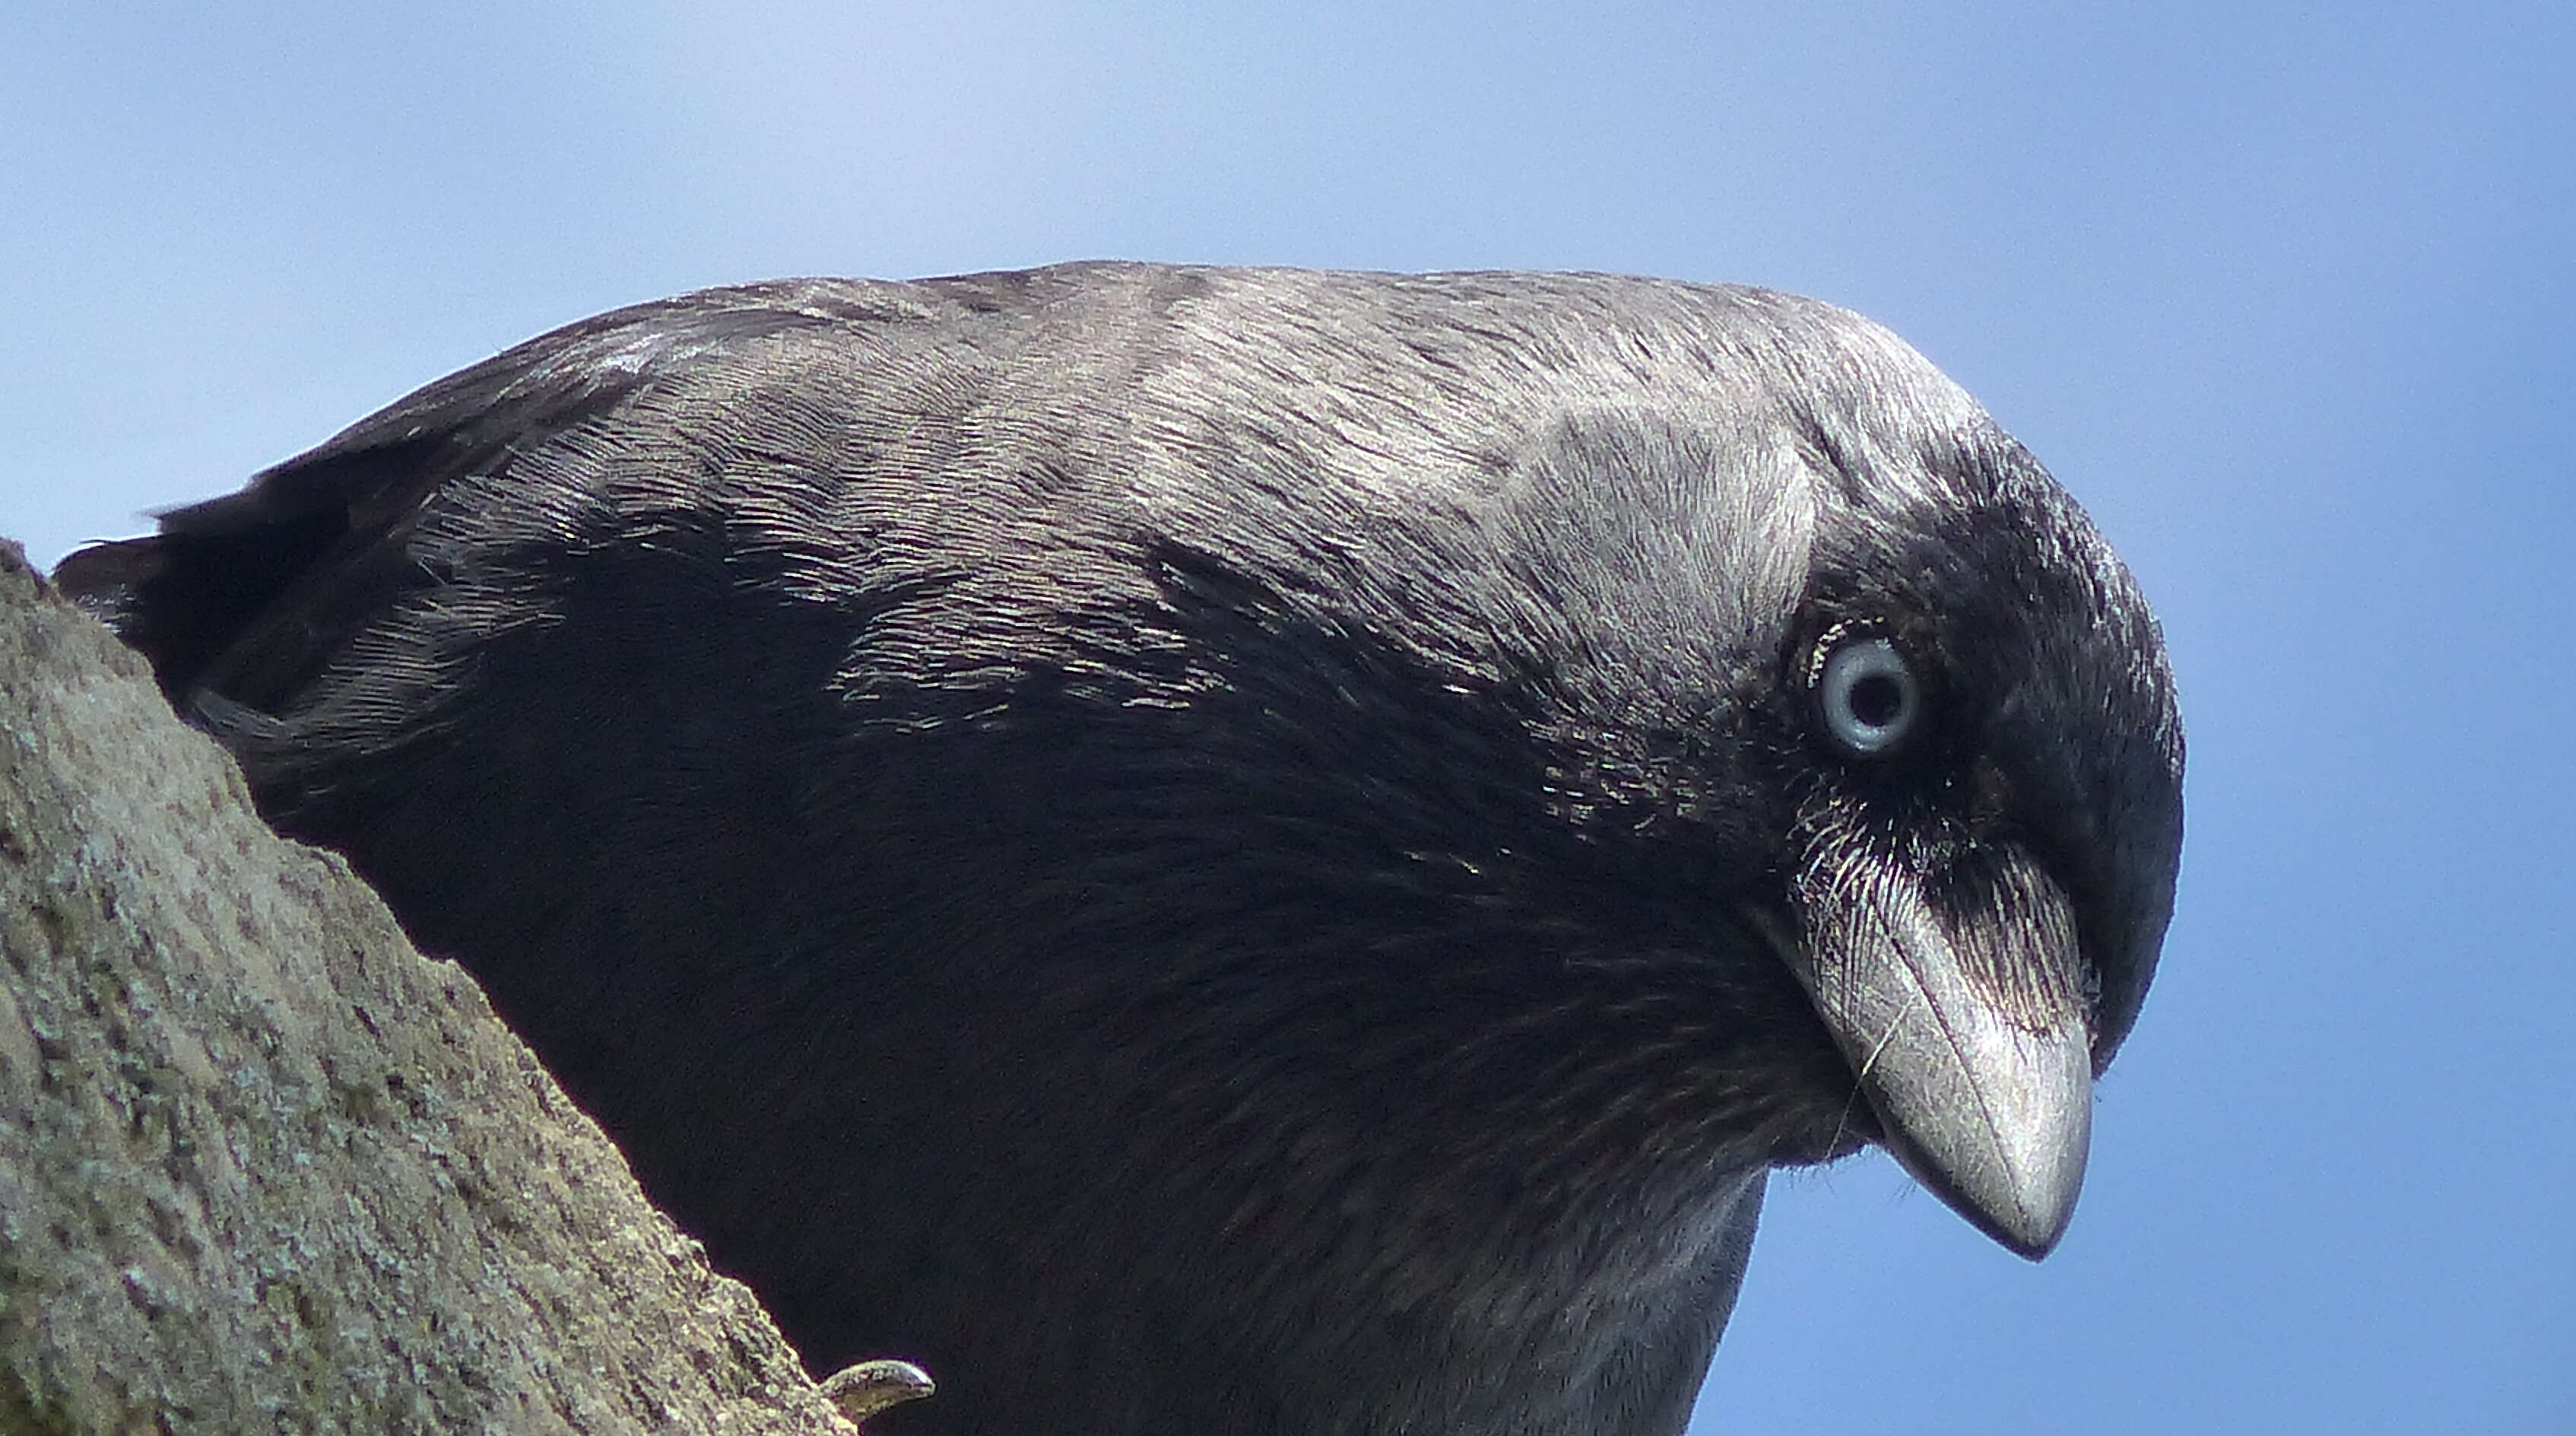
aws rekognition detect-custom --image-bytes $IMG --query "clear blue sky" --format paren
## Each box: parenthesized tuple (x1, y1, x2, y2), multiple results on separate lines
(5, 4, 2569, 1431)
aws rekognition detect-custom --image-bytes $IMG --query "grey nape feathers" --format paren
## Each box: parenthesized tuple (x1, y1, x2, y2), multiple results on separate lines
(56, 263, 2183, 1436)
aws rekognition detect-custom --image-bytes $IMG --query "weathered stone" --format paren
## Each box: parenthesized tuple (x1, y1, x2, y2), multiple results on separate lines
(0, 540, 863, 1434)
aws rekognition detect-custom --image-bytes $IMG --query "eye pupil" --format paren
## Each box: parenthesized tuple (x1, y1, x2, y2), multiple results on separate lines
(1848, 672, 1906, 728)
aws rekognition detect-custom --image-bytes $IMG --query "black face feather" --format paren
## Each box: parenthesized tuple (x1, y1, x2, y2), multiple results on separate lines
(53, 263, 2182, 1436)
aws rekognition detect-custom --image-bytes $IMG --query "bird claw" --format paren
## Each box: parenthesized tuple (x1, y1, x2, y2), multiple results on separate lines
(820, 1358, 936, 1427)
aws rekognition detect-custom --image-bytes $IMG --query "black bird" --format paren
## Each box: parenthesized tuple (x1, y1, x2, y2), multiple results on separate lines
(57, 263, 2183, 1436)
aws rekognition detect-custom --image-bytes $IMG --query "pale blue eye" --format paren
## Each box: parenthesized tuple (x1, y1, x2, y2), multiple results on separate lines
(1818, 637, 1919, 756)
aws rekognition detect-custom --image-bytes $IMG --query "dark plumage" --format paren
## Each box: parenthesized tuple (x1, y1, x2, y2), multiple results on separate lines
(57, 263, 2184, 1436)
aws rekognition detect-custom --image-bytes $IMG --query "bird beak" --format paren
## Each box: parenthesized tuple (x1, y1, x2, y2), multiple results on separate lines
(1755, 847, 2094, 1258)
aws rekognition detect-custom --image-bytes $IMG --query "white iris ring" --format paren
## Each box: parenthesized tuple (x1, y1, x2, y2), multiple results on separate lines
(1818, 637, 1919, 755)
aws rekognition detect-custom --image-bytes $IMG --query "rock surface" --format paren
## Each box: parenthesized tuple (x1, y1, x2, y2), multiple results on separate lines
(0, 539, 863, 1434)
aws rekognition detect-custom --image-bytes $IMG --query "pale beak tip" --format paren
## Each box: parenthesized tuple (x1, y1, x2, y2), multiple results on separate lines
(1871, 1045, 2091, 1262)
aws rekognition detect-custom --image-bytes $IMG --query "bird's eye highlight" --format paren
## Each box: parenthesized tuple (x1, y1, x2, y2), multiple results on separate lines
(1815, 636, 1921, 757)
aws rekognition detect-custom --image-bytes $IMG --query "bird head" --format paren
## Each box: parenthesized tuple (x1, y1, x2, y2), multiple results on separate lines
(1467, 300, 2184, 1257)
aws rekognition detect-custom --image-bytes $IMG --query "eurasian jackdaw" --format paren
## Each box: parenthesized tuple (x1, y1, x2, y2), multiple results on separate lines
(57, 262, 2184, 1436)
